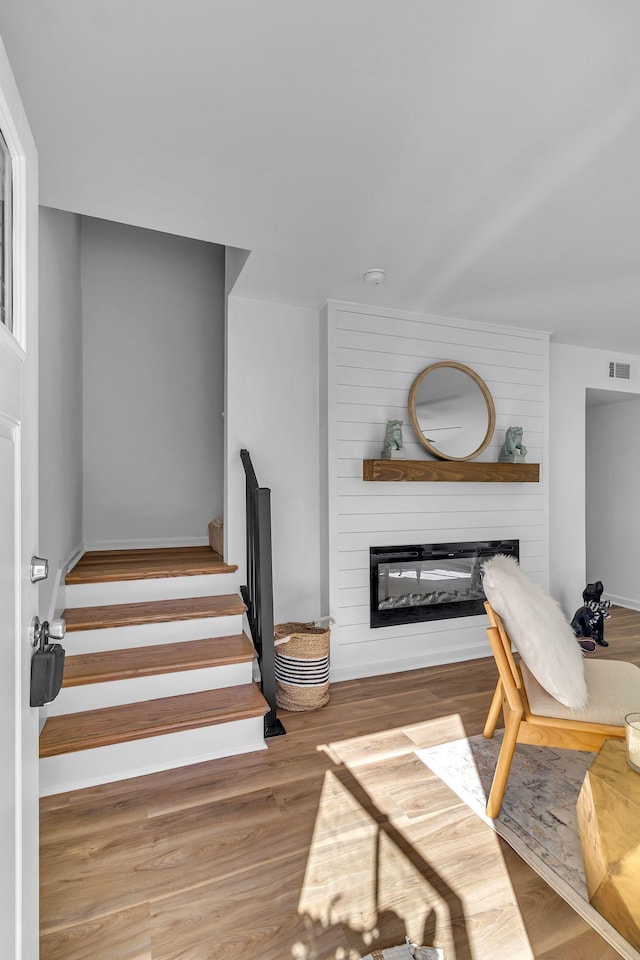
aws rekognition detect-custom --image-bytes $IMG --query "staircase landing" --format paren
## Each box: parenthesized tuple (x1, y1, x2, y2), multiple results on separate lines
(66, 545, 237, 583)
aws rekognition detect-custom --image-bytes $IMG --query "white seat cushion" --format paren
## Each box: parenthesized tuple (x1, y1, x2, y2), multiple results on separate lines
(521, 658, 640, 726)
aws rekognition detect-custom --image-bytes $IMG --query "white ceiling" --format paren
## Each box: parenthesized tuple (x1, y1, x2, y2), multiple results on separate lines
(2, 0, 640, 351)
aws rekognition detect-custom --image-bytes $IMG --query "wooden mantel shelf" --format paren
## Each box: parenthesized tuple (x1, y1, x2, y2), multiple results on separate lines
(363, 459, 540, 483)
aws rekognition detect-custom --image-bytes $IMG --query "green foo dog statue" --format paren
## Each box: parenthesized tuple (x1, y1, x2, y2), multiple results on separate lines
(499, 425, 527, 463)
(381, 419, 406, 460)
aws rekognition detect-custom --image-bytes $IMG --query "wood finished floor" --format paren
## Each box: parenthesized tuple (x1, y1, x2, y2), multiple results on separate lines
(40, 607, 640, 960)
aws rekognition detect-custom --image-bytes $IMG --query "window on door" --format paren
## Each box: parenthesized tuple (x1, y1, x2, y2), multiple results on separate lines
(0, 129, 12, 333)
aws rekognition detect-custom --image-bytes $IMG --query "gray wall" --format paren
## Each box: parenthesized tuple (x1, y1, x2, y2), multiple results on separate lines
(586, 393, 640, 607)
(81, 218, 225, 547)
(38, 206, 84, 616)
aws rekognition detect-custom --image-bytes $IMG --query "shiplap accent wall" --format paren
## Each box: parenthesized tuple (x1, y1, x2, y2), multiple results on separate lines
(324, 301, 549, 681)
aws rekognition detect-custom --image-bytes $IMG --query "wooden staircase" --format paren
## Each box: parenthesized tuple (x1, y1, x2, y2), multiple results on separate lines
(39, 547, 270, 796)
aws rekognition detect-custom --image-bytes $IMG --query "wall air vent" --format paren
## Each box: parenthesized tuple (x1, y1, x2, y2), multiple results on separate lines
(608, 361, 631, 380)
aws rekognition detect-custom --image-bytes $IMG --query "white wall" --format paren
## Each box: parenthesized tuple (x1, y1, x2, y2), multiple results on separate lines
(324, 302, 549, 680)
(225, 296, 321, 623)
(226, 299, 640, 681)
(38, 206, 83, 616)
(81, 218, 225, 548)
(585, 395, 640, 609)
(549, 343, 640, 614)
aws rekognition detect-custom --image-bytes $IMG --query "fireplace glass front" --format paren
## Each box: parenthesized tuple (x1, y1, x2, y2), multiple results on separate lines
(370, 540, 519, 628)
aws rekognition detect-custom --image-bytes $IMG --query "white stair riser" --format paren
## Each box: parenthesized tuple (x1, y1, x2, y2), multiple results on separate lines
(49, 661, 253, 716)
(63, 614, 244, 653)
(39, 717, 266, 796)
(66, 572, 242, 608)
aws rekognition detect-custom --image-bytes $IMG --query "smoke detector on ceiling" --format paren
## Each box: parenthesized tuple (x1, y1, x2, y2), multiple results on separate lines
(363, 268, 386, 285)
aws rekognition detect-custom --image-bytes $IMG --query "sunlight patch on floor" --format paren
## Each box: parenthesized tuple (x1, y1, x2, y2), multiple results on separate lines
(295, 713, 535, 960)
(295, 770, 447, 959)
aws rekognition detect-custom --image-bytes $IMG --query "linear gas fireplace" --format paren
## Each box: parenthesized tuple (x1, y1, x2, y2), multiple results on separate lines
(370, 539, 519, 628)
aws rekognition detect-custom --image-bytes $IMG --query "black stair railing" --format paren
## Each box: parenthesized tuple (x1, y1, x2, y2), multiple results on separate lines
(240, 449, 285, 738)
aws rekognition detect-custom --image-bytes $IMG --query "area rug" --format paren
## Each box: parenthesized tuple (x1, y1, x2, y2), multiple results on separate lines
(418, 733, 640, 960)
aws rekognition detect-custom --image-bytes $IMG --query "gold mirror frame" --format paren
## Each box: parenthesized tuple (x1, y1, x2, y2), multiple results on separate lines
(408, 361, 496, 462)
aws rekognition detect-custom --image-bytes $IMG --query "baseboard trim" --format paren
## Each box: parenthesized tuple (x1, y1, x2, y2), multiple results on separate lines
(329, 638, 491, 683)
(83, 536, 209, 551)
(46, 565, 65, 623)
(65, 542, 85, 573)
(605, 593, 640, 612)
(48, 541, 85, 621)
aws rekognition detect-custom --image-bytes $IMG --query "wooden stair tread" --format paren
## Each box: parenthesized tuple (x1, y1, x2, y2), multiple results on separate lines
(62, 634, 256, 687)
(62, 594, 246, 631)
(66, 546, 238, 584)
(39, 685, 269, 758)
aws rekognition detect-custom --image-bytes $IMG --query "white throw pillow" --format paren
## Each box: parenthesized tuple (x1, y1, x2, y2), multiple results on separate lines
(482, 554, 588, 710)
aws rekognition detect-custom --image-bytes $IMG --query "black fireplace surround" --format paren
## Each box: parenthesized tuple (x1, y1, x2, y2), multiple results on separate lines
(370, 539, 519, 628)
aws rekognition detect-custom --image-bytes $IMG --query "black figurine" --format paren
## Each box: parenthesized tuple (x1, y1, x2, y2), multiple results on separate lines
(571, 580, 612, 651)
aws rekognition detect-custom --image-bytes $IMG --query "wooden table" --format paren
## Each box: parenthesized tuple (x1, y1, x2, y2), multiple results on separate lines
(577, 739, 640, 951)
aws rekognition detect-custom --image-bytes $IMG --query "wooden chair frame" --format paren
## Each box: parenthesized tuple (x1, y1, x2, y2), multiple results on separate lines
(483, 601, 624, 818)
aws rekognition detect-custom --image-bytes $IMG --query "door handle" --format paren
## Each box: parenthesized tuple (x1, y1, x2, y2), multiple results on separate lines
(30, 616, 66, 648)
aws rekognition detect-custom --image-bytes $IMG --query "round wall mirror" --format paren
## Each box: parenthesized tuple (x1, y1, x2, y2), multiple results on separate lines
(408, 361, 496, 461)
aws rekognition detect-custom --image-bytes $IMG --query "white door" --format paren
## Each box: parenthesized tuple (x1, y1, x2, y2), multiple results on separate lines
(0, 38, 40, 960)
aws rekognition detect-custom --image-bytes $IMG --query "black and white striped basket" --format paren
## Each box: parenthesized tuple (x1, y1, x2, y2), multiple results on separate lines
(273, 617, 334, 712)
